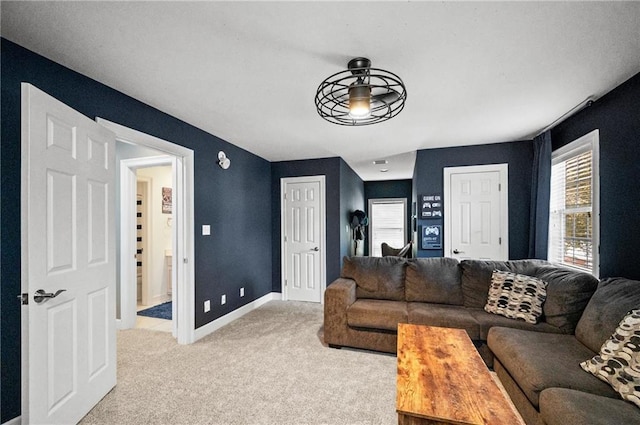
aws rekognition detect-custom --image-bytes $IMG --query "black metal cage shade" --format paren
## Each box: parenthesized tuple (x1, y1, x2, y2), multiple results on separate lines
(315, 58, 407, 126)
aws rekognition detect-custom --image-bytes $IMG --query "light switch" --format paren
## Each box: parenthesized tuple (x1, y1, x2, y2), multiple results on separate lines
(202, 225, 211, 236)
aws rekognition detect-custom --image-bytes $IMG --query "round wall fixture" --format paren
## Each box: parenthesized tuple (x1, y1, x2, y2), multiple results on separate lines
(218, 151, 231, 169)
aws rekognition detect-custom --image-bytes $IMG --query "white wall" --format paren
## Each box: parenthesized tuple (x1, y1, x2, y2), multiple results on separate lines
(137, 165, 173, 303)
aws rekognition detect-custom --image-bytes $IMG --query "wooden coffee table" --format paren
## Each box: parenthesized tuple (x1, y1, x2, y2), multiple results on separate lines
(396, 324, 525, 425)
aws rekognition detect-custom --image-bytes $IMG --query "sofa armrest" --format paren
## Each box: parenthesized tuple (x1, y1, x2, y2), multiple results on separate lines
(324, 278, 357, 346)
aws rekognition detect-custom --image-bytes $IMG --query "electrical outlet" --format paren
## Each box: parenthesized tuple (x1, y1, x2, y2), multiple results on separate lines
(204, 300, 211, 313)
(240, 287, 245, 297)
(221, 294, 226, 305)
(202, 225, 211, 236)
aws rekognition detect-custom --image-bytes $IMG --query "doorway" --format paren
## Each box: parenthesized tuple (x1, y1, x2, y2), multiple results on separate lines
(135, 166, 173, 332)
(97, 118, 195, 344)
(443, 164, 509, 260)
(280, 176, 326, 303)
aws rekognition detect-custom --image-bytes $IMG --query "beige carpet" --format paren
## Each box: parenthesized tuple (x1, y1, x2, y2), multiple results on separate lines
(80, 301, 397, 425)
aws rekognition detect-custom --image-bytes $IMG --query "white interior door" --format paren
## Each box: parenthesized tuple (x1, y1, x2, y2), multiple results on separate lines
(281, 176, 326, 302)
(444, 164, 508, 260)
(136, 178, 150, 306)
(21, 83, 116, 424)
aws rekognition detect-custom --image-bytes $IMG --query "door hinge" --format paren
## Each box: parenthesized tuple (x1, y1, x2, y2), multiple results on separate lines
(499, 237, 502, 245)
(498, 183, 502, 191)
(17, 293, 28, 305)
(284, 193, 287, 200)
(285, 280, 288, 287)
(284, 235, 287, 242)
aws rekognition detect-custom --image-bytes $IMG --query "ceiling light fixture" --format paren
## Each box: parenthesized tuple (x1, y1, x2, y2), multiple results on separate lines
(315, 57, 407, 126)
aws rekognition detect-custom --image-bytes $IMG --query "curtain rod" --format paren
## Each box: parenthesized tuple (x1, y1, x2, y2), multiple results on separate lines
(534, 96, 596, 138)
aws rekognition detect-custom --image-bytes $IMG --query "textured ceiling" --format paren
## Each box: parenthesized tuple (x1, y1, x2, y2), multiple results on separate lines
(3, 1, 640, 180)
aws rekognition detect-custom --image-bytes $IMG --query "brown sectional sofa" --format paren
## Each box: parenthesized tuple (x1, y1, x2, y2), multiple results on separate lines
(324, 256, 597, 365)
(323, 256, 640, 424)
(488, 276, 640, 425)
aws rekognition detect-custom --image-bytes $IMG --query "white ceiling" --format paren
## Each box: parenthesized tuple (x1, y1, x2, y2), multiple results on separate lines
(2, 1, 640, 181)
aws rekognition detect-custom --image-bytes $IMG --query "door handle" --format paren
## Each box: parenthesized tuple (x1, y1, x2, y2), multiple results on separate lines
(311, 247, 319, 251)
(34, 289, 66, 304)
(453, 249, 464, 254)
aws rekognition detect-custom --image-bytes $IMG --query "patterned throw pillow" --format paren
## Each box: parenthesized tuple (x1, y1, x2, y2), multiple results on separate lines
(484, 270, 548, 324)
(580, 309, 640, 408)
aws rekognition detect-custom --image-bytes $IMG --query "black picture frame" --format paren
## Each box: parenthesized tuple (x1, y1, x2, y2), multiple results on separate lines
(419, 193, 442, 219)
(420, 224, 442, 250)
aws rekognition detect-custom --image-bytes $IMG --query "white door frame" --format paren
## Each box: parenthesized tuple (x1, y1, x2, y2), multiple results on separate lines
(97, 118, 196, 344)
(443, 163, 509, 259)
(280, 175, 326, 302)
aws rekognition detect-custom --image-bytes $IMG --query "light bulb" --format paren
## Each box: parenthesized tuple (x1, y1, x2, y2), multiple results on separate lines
(348, 85, 371, 118)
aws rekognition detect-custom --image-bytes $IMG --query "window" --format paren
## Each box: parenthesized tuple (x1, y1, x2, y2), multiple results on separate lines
(368, 198, 406, 257)
(548, 130, 599, 276)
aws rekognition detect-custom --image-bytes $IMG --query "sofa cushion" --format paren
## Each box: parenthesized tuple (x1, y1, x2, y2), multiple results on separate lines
(535, 265, 598, 333)
(580, 309, 640, 408)
(347, 299, 407, 331)
(341, 256, 406, 301)
(484, 270, 547, 324)
(487, 327, 617, 408)
(471, 309, 562, 340)
(575, 277, 640, 353)
(540, 388, 640, 425)
(407, 303, 480, 340)
(459, 259, 547, 308)
(405, 257, 463, 305)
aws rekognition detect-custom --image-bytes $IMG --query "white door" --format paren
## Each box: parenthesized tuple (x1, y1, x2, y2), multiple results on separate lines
(281, 176, 326, 302)
(136, 178, 150, 306)
(136, 192, 144, 303)
(444, 164, 508, 260)
(21, 84, 116, 424)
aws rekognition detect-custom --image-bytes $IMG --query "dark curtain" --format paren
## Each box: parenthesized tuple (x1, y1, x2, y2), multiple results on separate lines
(528, 131, 552, 259)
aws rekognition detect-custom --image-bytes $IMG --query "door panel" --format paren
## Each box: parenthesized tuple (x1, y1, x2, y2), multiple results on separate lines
(282, 178, 325, 302)
(88, 179, 108, 265)
(87, 288, 108, 379)
(22, 84, 116, 424)
(48, 299, 77, 412)
(446, 165, 508, 261)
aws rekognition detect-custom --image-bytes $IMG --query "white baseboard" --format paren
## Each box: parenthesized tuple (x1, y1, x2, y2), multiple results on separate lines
(193, 292, 281, 342)
(2, 415, 21, 425)
(152, 294, 171, 304)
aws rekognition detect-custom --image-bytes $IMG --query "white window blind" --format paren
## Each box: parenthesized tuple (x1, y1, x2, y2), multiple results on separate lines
(548, 130, 599, 276)
(368, 199, 406, 257)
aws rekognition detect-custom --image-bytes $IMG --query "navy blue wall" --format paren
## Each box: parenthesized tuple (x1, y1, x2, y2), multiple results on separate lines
(340, 161, 366, 258)
(364, 179, 413, 255)
(552, 72, 640, 280)
(1, 38, 272, 422)
(412, 141, 534, 259)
